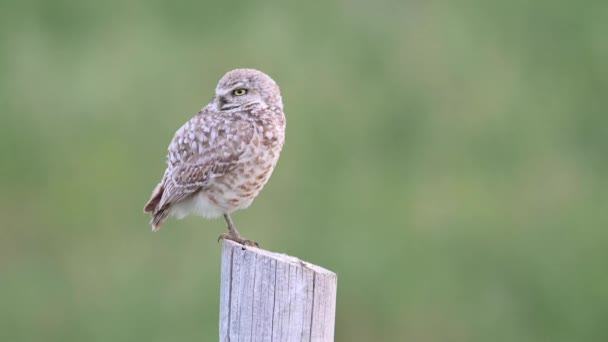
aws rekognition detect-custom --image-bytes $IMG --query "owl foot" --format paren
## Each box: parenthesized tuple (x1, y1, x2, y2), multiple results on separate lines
(219, 213, 260, 248)
(218, 233, 259, 248)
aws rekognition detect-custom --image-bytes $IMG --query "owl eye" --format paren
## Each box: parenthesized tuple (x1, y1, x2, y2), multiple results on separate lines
(232, 88, 247, 96)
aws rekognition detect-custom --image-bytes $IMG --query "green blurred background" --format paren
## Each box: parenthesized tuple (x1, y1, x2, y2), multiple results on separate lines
(1, 0, 607, 341)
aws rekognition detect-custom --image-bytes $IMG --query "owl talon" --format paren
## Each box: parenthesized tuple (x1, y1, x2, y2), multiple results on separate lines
(218, 233, 260, 248)
(243, 240, 260, 248)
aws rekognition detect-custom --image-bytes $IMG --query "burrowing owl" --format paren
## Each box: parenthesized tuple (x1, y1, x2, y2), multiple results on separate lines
(143, 69, 286, 246)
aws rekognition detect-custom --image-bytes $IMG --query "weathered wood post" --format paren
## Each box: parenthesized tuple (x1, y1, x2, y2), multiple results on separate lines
(219, 240, 337, 341)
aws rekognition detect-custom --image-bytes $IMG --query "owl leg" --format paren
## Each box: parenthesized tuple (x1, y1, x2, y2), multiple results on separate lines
(218, 213, 259, 247)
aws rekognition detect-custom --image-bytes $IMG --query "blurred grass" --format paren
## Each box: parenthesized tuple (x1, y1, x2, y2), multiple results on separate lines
(1, 0, 608, 341)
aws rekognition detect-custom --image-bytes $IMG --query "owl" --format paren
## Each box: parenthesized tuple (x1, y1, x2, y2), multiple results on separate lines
(144, 69, 286, 246)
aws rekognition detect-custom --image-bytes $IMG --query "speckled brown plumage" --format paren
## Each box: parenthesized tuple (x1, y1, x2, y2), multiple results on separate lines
(144, 69, 285, 244)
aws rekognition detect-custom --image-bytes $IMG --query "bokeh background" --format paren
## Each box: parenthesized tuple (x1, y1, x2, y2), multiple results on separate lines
(2, 0, 607, 341)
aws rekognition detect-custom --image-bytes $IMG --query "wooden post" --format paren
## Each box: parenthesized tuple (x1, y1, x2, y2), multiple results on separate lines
(219, 240, 337, 341)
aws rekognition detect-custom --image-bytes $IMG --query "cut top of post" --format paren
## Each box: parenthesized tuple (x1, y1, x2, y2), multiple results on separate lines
(219, 240, 338, 342)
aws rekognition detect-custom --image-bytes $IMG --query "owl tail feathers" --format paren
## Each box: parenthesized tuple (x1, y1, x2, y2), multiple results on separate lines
(150, 206, 170, 232)
(144, 182, 164, 213)
(144, 181, 169, 231)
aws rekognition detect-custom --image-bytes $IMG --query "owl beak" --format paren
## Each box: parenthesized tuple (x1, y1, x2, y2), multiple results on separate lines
(217, 96, 239, 111)
(221, 96, 240, 111)
(218, 96, 227, 108)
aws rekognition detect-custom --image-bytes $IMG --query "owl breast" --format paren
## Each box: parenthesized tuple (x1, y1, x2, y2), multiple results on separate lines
(179, 120, 283, 218)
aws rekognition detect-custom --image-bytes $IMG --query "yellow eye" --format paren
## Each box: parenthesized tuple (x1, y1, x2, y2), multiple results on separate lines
(233, 88, 247, 96)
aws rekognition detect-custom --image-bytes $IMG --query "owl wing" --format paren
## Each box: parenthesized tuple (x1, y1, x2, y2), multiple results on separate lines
(145, 111, 255, 229)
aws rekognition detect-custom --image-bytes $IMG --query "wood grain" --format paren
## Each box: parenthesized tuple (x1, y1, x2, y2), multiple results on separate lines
(219, 240, 337, 341)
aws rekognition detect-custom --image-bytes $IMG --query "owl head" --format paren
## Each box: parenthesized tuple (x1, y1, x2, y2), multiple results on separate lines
(214, 69, 282, 112)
